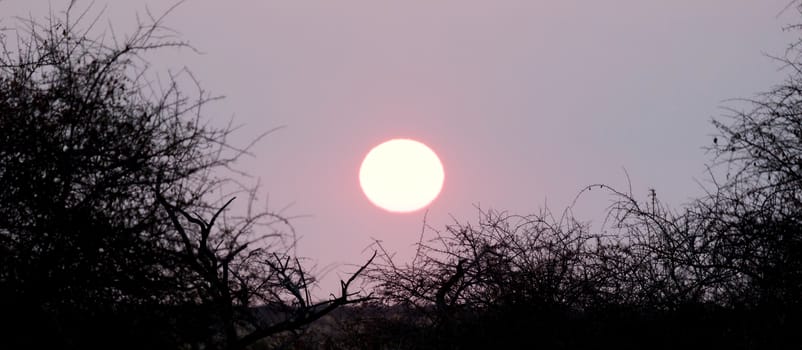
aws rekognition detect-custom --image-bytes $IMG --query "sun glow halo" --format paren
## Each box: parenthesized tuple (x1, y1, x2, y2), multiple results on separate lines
(359, 139, 445, 213)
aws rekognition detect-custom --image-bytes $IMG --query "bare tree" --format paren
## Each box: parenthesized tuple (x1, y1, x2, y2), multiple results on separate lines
(0, 3, 374, 348)
(363, 207, 607, 347)
(156, 192, 375, 350)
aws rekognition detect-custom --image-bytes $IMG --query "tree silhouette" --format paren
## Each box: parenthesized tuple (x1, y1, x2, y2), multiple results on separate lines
(0, 4, 373, 349)
(156, 192, 375, 350)
(352, 179, 800, 348)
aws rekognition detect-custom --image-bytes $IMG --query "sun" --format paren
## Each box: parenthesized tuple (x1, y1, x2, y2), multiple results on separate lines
(359, 139, 445, 213)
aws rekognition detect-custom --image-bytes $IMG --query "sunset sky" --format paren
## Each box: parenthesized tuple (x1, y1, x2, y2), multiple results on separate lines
(3, 0, 798, 295)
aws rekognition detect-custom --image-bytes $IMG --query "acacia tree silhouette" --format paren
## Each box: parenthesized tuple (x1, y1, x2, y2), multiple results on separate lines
(0, 3, 373, 349)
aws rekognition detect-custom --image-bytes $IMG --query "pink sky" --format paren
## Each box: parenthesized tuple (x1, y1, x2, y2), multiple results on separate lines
(2, 0, 798, 296)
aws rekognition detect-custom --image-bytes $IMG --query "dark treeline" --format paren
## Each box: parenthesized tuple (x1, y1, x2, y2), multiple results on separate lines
(2, 3, 802, 350)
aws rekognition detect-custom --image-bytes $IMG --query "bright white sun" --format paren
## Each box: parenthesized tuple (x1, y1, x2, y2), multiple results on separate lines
(359, 139, 445, 213)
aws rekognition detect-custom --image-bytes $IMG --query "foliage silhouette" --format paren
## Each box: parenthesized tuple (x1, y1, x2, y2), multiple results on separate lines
(0, 3, 373, 349)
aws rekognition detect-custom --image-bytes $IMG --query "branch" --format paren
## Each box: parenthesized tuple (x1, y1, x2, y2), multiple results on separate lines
(233, 251, 376, 350)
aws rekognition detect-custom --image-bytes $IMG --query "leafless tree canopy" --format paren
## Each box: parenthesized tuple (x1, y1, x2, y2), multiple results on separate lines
(0, 4, 373, 349)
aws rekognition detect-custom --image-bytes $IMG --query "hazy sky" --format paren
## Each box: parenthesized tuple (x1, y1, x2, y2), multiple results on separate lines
(3, 0, 799, 295)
